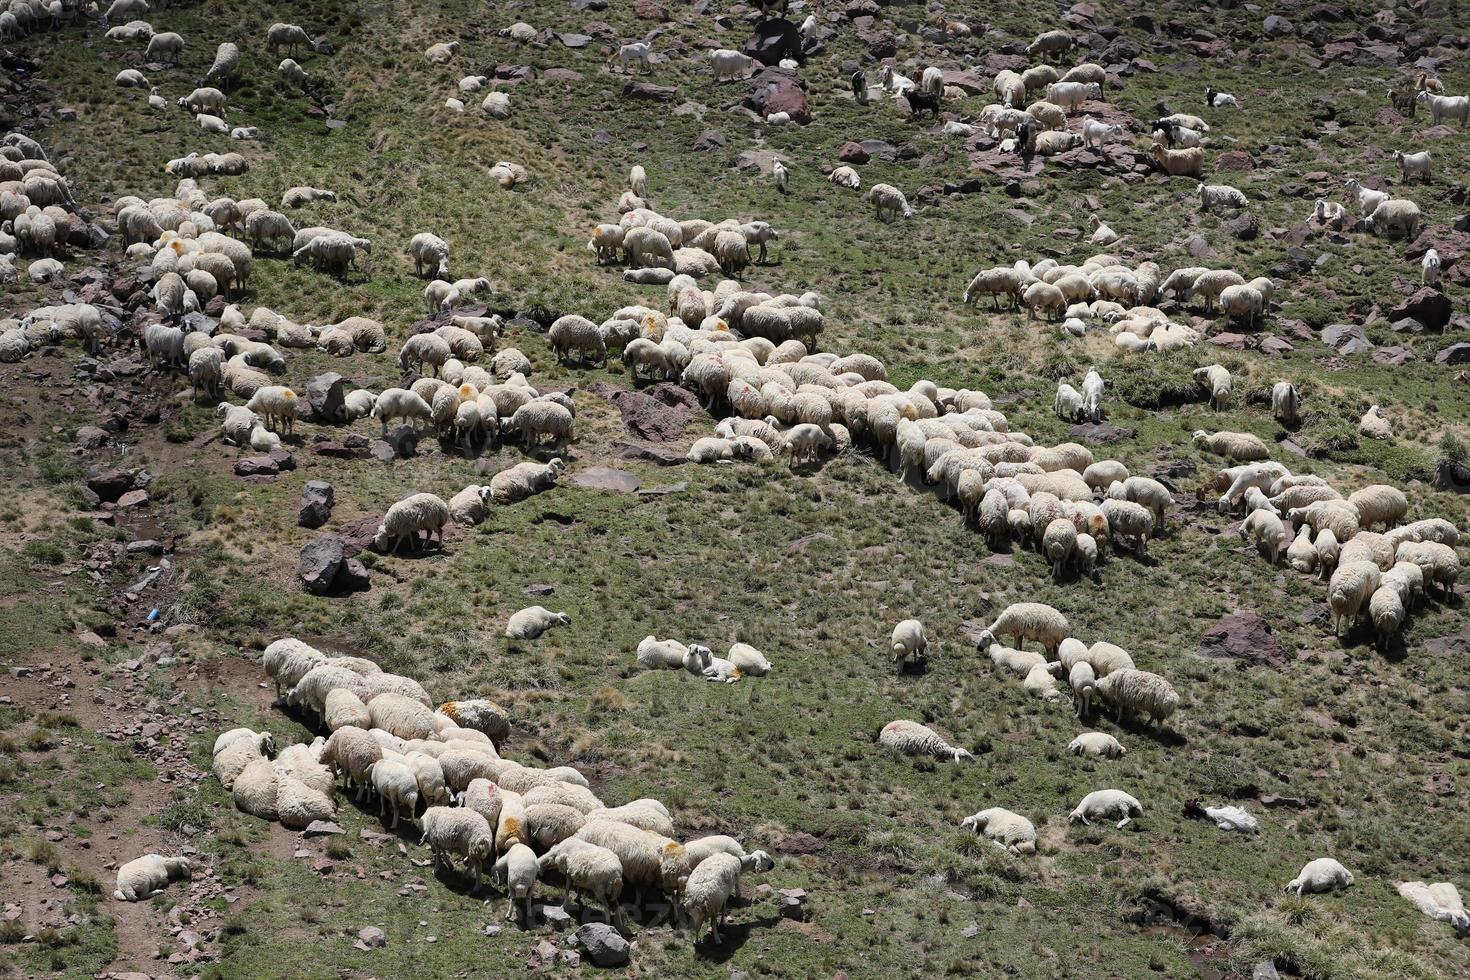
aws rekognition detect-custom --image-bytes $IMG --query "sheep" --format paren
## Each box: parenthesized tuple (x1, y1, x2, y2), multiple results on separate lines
(623, 226, 675, 270)
(1368, 586, 1405, 651)
(1359, 404, 1393, 439)
(370, 388, 433, 436)
(1394, 149, 1432, 184)
(1068, 732, 1127, 759)
(1204, 86, 1238, 108)
(960, 807, 1036, 855)
(114, 854, 191, 902)
(878, 719, 971, 762)
(1069, 789, 1142, 828)
(539, 838, 626, 927)
(1088, 215, 1119, 246)
(1193, 430, 1269, 462)
(728, 642, 772, 676)
(505, 606, 571, 640)
(373, 493, 450, 554)
(1023, 281, 1067, 321)
(1197, 183, 1247, 212)
(977, 603, 1068, 657)
(1069, 661, 1097, 719)
(1023, 661, 1062, 702)
(1241, 509, 1288, 564)
(609, 41, 652, 75)
(1045, 81, 1098, 113)
(178, 86, 227, 115)
(889, 619, 927, 671)
(1329, 561, 1382, 635)
(1269, 381, 1303, 427)
(503, 400, 573, 450)
(1396, 882, 1470, 936)
(1313, 198, 1345, 228)
(267, 22, 315, 56)
(368, 693, 439, 742)
(366, 758, 419, 829)
(1365, 198, 1421, 239)
(864, 183, 914, 223)
(681, 852, 763, 943)
(1026, 29, 1073, 61)
(1033, 131, 1081, 156)
(1149, 143, 1203, 178)
(963, 268, 1026, 309)
(243, 386, 298, 436)
(419, 806, 496, 883)
(575, 820, 690, 908)
(1416, 90, 1469, 126)
(1396, 541, 1460, 597)
(710, 48, 755, 82)
(1095, 669, 1179, 726)
(489, 459, 563, 505)
(232, 758, 283, 820)
(771, 157, 789, 195)
(1285, 858, 1353, 897)
(1422, 247, 1442, 286)
(548, 314, 607, 366)
(829, 165, 860, 190)
(1346, 485, 1407, 532)
(780, 423, 831, 466)
(1099, 498, 1152, 558)
(144, 30, 183, 63)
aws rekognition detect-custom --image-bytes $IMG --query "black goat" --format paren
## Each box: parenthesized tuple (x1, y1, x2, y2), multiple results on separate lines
(852, 70, 868, 104)
(904, 88, 940, 119)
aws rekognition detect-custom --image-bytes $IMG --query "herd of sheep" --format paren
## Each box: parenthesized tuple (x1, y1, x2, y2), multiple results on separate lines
(3, 0, 1469, 962)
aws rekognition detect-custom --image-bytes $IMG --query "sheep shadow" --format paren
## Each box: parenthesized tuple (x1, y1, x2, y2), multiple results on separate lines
(691, 912, 784, 961)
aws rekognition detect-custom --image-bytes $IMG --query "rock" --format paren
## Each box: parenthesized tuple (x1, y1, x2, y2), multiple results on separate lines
(1390, 317, 1425, 334)
(356, 926, 386, 949)
(776, 832, 825, 854)
(1259, 336, 1294, 356)
(632, 0, 666, 19)
(692, 129, 725, 151)
(1254, 962, 1282, 980)
(75, 425, 110, 449)
(1373, 346, 1416, 365)
(622, 80, 676, 101)
(1424, 621, 1470, 656)
(234, 456, 280, 477)
(572, 467, 642, 493)
(303, 821, 344, 837)
(744, 17, 804, 66)
(778, 888, 810, 921)
(614, 441, 687, 465)
(1388, 287, 1452, 330)
(574, 923, 629, 966)
(1215, 150, 1255, 172)
(1209, 333, 1250, 350)
(115, 489, 149, 509)
(86, 468, 132, 503)
(555, 33, 591, 49)
(1197, 610, 1288, 668)
(1068, 421, 1136, 444)
(529, 940, 559, 967)
(745, 67, 809, 123)
(1224, 213, 1259, 240)
(586, 381, 697, 441)
(298, 481, 334, 528)
(1435, 342, 1470, 365)
(1263, 15, 1294, 36)
(1428, 770, 1455, 796)
(1321, 322, 1372, 354)
(299, 535, 345, 595)
(126, 539, 163, 554)
(304, 372, 346, 424)
(541, 905, 572, 931)
(370, 440, 397, 463)
(838, 141, 870, 164)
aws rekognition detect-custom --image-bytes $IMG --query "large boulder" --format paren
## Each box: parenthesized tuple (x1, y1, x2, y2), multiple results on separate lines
(573, 923, 629, 967)
(1388, 287, 1452, 331)
(298, 480, 334, 529)
(1197, 610, 1288, 668)
(744, 67, 809, 122)
(299, 534, 345, 595)
(743, 18, 803, 67)
(304, 372, 346, 424)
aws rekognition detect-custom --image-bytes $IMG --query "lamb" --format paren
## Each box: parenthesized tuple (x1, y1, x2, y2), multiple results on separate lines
(1088, 215, 1119, 246)
(373, 493, 450, 554)
(1365, 198, 1421, 239)
(978, 603, 1068, 656)
(1068, 732, 1126, 759)
(1241, 509, 1289, 563)
(419, 806, 496, 884)
(863, 183, 914, 223)
(1287, 527, 1319, 575)
(1033, 131, 1081, 156)
(1070, 661, 1096, 719)
(1422, 247, 1441, 286)
(1313, 198, 1345, 229)
(547, 314, 607, 366)
(1204, 87, 1238, 108)
(505, 606, 571, 640)
(114, 854, 190, 901)
(1395, 881, 1469, 936)
(960, 807, 1036, 855)
(243, 385, 298, 435)
(1054, 383, 1084, 422)
(1081, 116, 1122, 149)
(1394, 149, 1432, 184)
(1193, 430, 1269, 462)
(889, 619, 927, 672)
(1069, 789, 1142, 828)
(1416, 90, 1469, 126)
(1359, 404, 1393, 439)
(683, 852, 766, 943)
(538, 838, 625, 928)
(1284, 858, 1353, 896)
(609, 41, 652, 75)
(1095, 669, 1179, 726)
(878, 719, 971, 762)
(1149, 143, 1203, 178)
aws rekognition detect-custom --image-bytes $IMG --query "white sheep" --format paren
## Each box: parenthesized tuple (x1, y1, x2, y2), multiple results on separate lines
(1359, 404, 1392, 439)
(1416, 90, 1468, 125)
(1095, 668, 1179, 726)
(538, 838, 625, 927)
(1365, 198, 1421, 239)
(772, 157, 789, 195)
(728, 642, 772, 675)
(1069, 789, 1142, 828)
(505, 606, 571, 640)
(710, 48, 754, 82)
(1422, 247, 1441, 285)
(1396, 881, 1469, 936)
(419, 805, 496, 883)
(575, 820, 691, 906)
(114, 854, 190, 901)
(373, 493, 450, 554)
(683, 852, 768, 943)
(889, 619, 927, 671)
(978, 603, 1068, 656)
(878, 719, 971, 762)
(1240, 509, 1288, 564)
(1081, 116, 1122, 148)
(960, 807, 1036, 855)
(610, 41, 652, 74)
(1068, 731, 1126, 759)
(409, 232, 451, 279)
(863, 183, 914, 223)
(1285, 858, 1354, 896)
(491, 842, 539, 922)
(1187, 802, 1259, 834)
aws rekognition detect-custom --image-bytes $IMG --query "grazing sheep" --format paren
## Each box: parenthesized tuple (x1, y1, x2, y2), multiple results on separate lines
(710, 48, 755, 82)
(1069, 789, 1142, 828)
(889, 619, 927, 671)
(863, 183, 914, 222)
(1026, 29, 1073, 61)
(977, 603, 1068, 656)
(609, 41, 652, 75)
(114, 854, 191, 902)
(960, 807, 1036, 855)
(548, 314, 607, 366)
(683, 852, 770, 943)
(878, 720, 971, 762)
(505, 606, 571, 640)
(1365, 198, 1421, 239)
(373, 493, 450, 554)
(1328, 561, 1382, 635)
(1095, 669, 1179, 726)
(1285, 858, 1354, 896)
(1068, 732, 1126, 759)
(1023, 281, 1067, 321)
(963, 268, 1026, 309)
(1241, 509, 1288, 564)
(490, 843, 539, 922)
(1193, 430, 1269, 462)
(267, 22, 315, 57)
(419, 806, 496, 884)
(1271, 382, 1302, 426)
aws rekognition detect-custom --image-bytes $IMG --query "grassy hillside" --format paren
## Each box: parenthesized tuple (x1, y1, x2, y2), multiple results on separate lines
(1, 1, 1469, 977)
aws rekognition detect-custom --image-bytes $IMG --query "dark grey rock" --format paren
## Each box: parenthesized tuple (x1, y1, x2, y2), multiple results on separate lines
(304, 372, 346, 424)
(299, 534, 345, 595)
(573, 923, 629, 966)
(299, 480, 334, 528)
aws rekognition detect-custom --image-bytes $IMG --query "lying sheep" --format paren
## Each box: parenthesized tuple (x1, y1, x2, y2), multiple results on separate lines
(1068, 731, 1126, 759)
(878, 719, 971, 762)
(1285, 858, 1353, 896)
(1193, 430, 1269, 462)
(1069, 789, 1142, 828)
(505, 606, 571, 640)
(960, 807, 1036, 855)
(1396, 881, 1469, 936)
(114, 854, 191, 901)
(1196, 183, 1247, 211)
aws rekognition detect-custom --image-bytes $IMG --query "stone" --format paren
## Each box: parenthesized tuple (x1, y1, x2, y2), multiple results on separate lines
(1215, 150, 1255, 172)
(1263, 15, 1294, 37)
(745, 67, 809, 123)
(622, 80, 676, 101)
(615, 441, 687, 465)
(1209, 333, 1250, 350)
(587, 381, 697, 441)
(234, 456, 280, 477)
(541, 905, 572, 930)
(126, 539, 163, 554)
(1321, 322, 1372, 354)
(692, 129, 725, 151)
(573, 923, 629, 966)
(370, 440, 397, 463)
(529, 940, 559, 967)
(298, 480, 334, 528)
(115, 489, 149, 508)
(1197, 610, 1289, 668)
(1435, 342, 1470, 365)
(776, 831, 825, 854)
(1388, 287, 1452, 330)
(299, 535, 345, 595)
(85, 468, 132, 503)
(1424, 622, 1470, 657)
(572, 467, 642, 493)
(75, 425, 109, 449)
(338, 558, 371, 591)
(1068, 421, 1135, 444)
(1254, 962, 1282, 980)
(778, 888, 810, 921)
(1373, 346, 1416, 365)
(1224, 212, 1259, 240)
(356, 926, 386, 948)
(304, 372, 346, 424)
(838, 141, 869, 164)
(633, 0, 666, 19)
